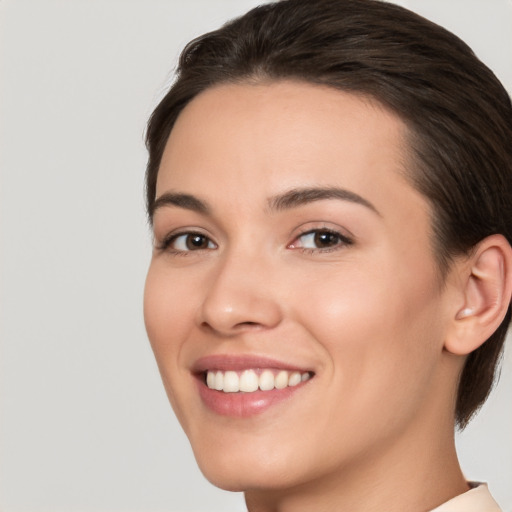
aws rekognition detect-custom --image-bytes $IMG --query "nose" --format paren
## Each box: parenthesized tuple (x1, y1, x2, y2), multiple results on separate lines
(197, 251, 283, 336)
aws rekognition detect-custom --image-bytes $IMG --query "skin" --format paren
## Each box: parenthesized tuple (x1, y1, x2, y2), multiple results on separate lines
(144, 81, 472, 511)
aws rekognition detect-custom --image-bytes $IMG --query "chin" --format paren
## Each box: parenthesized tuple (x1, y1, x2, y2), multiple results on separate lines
(199, 463, 301, 494)
(190, 437, 308, 492)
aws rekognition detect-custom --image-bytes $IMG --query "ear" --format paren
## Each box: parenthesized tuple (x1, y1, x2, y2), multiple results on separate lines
(445, 234, 512, 356)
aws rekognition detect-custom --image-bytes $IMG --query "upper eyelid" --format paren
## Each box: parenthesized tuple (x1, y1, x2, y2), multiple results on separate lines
(155, 225, 213, 240)
(295, 226, 349, 237)
(152, 215, 220, 242)
(156, 229, 217, 251)
(291, 222, 355, 241)
(291, 228, 353, 246)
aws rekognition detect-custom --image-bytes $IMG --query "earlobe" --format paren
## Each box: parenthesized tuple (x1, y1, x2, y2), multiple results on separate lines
(445, 234, 512, 356)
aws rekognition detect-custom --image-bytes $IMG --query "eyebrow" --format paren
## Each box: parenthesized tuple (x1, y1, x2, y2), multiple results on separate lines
(267, 186, 380, 215)
(151, 186, 379, 219)
(151, 192, 210, 218)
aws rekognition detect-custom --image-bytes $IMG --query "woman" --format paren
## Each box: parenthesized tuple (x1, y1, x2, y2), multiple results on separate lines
(143, 0, 512, 510)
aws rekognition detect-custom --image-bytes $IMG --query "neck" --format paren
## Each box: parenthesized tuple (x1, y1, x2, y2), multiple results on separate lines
(245, 413, 468, 512)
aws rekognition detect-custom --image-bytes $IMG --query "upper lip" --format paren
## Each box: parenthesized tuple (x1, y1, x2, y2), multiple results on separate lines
(192, 354, 313, 374)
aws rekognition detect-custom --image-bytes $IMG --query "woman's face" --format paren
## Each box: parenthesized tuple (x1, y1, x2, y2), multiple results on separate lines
(144, 82, 456, 492)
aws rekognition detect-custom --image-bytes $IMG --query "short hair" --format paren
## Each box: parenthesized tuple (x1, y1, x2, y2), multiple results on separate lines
(145, 0, 512, 428)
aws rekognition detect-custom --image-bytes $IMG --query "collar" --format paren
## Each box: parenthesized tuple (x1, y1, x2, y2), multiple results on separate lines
(430, 483, 502, 512)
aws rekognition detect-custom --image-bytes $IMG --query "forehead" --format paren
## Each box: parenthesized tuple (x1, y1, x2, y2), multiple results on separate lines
(156, 81, 426, 221)
(158, 81, 410, 192)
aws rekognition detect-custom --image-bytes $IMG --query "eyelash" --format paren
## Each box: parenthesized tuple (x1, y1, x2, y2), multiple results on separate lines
(156, 228, 353, 256)
(157, 231, 217, 256)
(289, 228, 354, 254)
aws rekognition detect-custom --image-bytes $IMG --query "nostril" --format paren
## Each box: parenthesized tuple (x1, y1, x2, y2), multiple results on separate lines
(233, 321, 268, 332)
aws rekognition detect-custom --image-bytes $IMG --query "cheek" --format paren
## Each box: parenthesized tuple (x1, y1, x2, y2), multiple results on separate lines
(291, 259, 444, 416)
(143, 264, 196, 402)
(144, 263, 212, 437)
(144, 263, 194, 351)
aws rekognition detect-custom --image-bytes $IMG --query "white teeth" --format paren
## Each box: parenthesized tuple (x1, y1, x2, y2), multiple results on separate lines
(288, 371, 302, 387)
(205, 369, 312, 393)
(206, 369, 311, 393)
(240, 369, 259, 392)
(223, 371, 240, 392)
(206, 371, 216, 389)
(214, 371, 224, 391)
(275, 370, 289, 389)
(259, 369, 275, 391)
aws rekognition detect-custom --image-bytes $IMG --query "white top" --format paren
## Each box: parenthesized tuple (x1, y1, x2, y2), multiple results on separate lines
(430, 483, 501, 512)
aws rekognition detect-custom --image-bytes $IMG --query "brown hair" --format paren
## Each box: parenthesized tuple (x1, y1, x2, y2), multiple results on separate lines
(145, 0, 512, 428)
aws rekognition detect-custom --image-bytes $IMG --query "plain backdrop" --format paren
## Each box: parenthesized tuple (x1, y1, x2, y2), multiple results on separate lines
(1, 1, 511, 511)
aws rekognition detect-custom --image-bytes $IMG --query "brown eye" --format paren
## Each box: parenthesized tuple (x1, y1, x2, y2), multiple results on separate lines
(313, 231, 341, 248)
(166, 232, 216, 252)
(185, 234, 210, 250)
(290, 229, 353, 252)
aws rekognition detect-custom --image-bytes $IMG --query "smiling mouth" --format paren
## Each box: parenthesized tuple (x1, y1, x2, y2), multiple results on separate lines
(204, 369, 314, 393)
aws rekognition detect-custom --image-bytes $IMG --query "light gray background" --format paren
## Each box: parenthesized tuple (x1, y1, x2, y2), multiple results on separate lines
(0, 1, 511, 511)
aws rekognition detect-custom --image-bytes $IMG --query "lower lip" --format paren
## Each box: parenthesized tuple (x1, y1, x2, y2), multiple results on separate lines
(197, 378, 309, 417)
